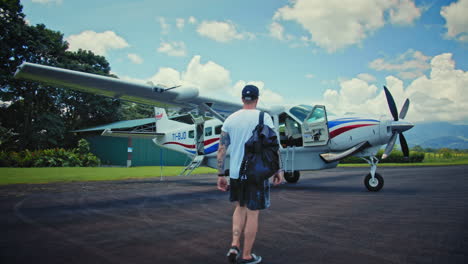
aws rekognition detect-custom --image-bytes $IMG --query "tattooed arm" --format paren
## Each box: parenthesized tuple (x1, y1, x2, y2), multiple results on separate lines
(217, 131, 231, 175)
(216, 131, 230, 191)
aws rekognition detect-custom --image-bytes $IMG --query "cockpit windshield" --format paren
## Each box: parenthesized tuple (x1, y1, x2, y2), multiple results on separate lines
(289, 105, 313, 121)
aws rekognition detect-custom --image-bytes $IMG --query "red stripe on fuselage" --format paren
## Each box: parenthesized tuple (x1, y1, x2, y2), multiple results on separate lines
(163, 137, 219, 149)
(329, 124, 376, 139)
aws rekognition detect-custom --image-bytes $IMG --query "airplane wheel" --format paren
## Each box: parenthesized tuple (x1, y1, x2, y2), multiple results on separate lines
(364, 173, 384, 192)
(284, 171, 300, 183)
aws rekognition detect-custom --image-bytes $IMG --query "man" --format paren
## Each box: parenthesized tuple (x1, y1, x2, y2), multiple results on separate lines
(217, 85, 283, 264)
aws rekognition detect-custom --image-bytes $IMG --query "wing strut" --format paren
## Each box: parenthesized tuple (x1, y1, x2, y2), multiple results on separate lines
(199, 103, 226, 122)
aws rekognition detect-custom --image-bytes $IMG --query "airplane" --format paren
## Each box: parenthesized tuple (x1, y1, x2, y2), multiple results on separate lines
(14, 62, 415, 191)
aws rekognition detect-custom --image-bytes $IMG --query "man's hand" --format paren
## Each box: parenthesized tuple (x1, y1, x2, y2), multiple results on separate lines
(272, 170, 283, 186)
(217, 176, 229, 192)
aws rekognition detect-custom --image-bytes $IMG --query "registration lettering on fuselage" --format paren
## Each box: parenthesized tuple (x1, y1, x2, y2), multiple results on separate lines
(172, 132, 187, 141)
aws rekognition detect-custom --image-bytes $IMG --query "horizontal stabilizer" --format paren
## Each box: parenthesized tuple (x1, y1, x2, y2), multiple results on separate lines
(101, 129, 164, 139)
(320, 141, 370, 163)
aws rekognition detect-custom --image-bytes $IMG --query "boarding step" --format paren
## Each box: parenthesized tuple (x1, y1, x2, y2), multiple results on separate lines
(179, 155, 205, 176)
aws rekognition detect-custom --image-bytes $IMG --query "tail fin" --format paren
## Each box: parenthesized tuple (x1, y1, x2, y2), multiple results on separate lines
(154, 107, 168, 121)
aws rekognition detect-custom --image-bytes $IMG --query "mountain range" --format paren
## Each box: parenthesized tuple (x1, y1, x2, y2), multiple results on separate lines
(404, 122, 468, 150)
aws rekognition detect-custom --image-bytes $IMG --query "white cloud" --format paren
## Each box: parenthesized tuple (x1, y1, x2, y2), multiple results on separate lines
(32, 0, 62, 4)
(196, 20, 254, 43)
(269, 22, 285, 40)
(148, 67, 182, 88)
(176, 18, 185, 30)
(118, 56, 284, 106)
(66, 30, 129, 56)
(357, 73, 377, 83)
(232, 80, 284, 106)
(389, 0, 422, 25)
(273, 0, 422, 52)
(127, 53, 143, 64)
(157, 41, 187, 57)
(305, 74, 315, 79)
(188, 16, 197, 25)
(182, 56, 231, 93)
(441, 0, 468, 43)
(269, 22, 295, 42)
(369, 50, 431, 79)
(158, 17, 170, 35)
(321, 53, 468, 123)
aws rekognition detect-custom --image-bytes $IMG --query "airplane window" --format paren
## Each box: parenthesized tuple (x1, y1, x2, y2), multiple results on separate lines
(290, 105, 313, 121)
(215, 125, 222, 135)
(306, 108, 325, 123)
(188, 130, 194, 138)
(205, 127, 213, 136)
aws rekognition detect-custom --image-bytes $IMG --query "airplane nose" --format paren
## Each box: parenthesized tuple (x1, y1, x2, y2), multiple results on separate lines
(389, 120, 414, 133)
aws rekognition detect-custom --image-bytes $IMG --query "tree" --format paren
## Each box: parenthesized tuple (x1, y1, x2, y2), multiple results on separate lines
(438, 148, 453, 159)
(411, 145, 424, 152)
(1, 1, 153, 151)
(120, 102, 154, 120)
(0, 1, 122, 150)
(55, 49, 122, 147)
(1, 0, 69, 150)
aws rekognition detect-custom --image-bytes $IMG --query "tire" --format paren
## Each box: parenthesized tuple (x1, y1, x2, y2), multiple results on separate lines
(284, 171, 300, 183)
(364, 173, 384, 192)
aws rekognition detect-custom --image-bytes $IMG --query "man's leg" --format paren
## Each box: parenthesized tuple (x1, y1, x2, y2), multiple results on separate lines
(242, 209, 259, 259)
(232, 203, 247, 247)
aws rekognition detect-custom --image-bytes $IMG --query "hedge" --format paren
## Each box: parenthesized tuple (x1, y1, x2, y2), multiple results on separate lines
(0, 139, 100, 167)
(341, 150, 425, 163)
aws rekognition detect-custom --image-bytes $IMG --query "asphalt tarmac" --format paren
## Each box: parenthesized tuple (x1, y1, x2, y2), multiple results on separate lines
(0, 166, 467, 264)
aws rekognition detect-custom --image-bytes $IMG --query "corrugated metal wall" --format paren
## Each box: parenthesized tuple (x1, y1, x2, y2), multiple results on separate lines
(86, 136, 191, 166)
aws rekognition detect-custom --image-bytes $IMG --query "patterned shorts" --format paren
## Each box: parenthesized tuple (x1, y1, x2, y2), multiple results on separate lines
(229, 178, 270, 210)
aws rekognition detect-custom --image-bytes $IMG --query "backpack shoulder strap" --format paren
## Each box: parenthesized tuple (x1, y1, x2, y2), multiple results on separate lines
(259, 111, 264, 126)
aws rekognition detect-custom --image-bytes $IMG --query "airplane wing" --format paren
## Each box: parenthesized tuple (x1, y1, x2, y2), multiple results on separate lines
(14, 62, 255, 118)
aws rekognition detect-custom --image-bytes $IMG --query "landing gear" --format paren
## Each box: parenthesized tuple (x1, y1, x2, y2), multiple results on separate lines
(284, 171, 300, 183)
(364, 173, 384, 192)
(361, 156, 384, 192)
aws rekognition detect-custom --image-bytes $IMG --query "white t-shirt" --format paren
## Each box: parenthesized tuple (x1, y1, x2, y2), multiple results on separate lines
(221, 109, 274, 179)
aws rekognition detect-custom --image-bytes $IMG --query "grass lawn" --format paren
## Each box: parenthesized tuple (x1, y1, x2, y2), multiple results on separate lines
(339, 161, 468, 167)
(1, 155, 467, 186)
(0, 166, 217, 185)
(339, 155, 468, 167)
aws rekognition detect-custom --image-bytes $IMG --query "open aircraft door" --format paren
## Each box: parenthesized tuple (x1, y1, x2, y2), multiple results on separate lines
(302, 105, 329, 147)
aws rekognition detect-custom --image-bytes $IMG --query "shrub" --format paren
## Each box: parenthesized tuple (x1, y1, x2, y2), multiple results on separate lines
(341, 149, 425, 163)
(0, 139, 100, 167)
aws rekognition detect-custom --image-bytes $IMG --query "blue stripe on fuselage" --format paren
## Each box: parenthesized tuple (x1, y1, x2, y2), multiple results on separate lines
(328, 119, 379, 129)
(184, 143, 219, 155)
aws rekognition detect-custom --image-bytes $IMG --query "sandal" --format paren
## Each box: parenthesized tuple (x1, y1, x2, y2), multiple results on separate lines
(226, 246, 240, 263)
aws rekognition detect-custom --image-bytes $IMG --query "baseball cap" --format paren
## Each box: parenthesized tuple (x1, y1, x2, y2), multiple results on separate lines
(242, 85, 259, 100)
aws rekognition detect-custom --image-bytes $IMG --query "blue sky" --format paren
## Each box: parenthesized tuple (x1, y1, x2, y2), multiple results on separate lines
(21, 0, 468, 124)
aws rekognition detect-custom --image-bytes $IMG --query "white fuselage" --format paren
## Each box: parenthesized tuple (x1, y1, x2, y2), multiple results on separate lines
(152, 111, 397, 170)
(153, 118, 223, 157)
(327, 115, 392, 152)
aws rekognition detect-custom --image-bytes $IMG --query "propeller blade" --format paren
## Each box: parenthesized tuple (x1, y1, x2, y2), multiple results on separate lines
(400, 133, 409, 159)
(382, 132, 398, 159)
(399, 99, 410, 119)
(384, 86, 399, 121)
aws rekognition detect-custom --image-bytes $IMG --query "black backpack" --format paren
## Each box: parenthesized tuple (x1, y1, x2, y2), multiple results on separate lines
(239, 111, 280, 185)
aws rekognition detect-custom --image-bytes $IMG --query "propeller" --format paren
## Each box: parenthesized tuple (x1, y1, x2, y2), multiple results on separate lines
(381, 86, 413, 160)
